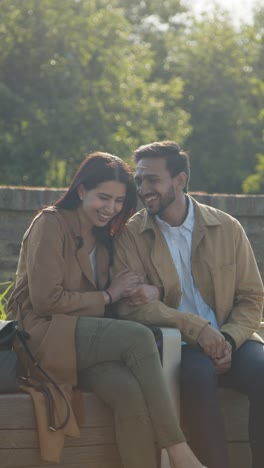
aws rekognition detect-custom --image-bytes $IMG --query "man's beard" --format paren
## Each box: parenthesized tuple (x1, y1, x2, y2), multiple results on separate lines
(145, 185, 176, 216)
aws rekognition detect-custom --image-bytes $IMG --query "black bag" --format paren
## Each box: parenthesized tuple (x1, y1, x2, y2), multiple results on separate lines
(0, 320, 19, 393)
(0, 319, 70, 431)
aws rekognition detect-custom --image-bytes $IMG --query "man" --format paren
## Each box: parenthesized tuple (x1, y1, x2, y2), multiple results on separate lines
(112, 141, 264, 468)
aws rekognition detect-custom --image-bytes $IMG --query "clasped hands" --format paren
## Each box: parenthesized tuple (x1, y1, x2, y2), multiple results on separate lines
(107, 269, 160, 305)
(197, 324, 232, 374)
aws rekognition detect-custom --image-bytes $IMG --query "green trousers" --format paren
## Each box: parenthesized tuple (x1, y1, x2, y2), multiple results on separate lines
(76, 318, 184, 468)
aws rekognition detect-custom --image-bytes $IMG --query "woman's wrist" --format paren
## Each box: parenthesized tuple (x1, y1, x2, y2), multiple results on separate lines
(104, 289, 113, 306)
(102, 290, 111, 305)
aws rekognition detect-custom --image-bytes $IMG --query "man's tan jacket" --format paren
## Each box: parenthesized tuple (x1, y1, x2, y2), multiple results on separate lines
(113, 197, 264, 349)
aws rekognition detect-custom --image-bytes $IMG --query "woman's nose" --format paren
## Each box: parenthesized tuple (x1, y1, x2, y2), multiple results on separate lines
(106, 199, 115, 214)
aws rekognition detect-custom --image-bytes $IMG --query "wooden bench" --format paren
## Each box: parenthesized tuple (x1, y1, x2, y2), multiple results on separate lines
(219, 388, 250, 468)
(1, 326, 263, 468)
(0, 392, 122, 468)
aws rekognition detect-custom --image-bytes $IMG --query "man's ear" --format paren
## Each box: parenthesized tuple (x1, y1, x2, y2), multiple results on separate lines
(77, 184, 85, 201)
(175, 172, 187, 190)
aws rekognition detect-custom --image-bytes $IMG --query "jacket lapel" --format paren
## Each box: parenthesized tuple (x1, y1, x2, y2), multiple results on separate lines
(191, 196, 222, 254)
(60, 209, 97, 287)
(75, 243, 96, 287)
(140, 213, 182, 307)
(96, 243, 110, 290)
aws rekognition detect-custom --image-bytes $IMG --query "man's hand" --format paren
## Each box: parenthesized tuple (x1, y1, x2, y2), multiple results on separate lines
(123, 284, 160, 305)
(107, 270, 144, 302)
(213, 341, 232, 374)
(197, 324, 227, 360)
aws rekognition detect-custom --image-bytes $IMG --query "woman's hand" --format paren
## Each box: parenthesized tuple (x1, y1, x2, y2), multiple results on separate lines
(123, 284, 160, 305)
(106, 269, 144, 303)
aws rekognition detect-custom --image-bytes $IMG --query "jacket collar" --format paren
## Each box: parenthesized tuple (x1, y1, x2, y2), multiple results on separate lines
(137, 195, 221, 235)
(192, 197, 222, 227)
(191, 196, 222, 251)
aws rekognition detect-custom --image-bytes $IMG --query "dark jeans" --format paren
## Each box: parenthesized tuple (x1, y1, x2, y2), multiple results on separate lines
(180, 341, 264, 468)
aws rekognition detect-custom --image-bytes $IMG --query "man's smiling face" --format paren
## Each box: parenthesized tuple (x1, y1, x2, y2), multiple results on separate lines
(134, 157, 177, 216)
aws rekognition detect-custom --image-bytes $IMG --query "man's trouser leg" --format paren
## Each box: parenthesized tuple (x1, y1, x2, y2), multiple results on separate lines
(180, 345, 230, 468)
(222, 340, 264, 468)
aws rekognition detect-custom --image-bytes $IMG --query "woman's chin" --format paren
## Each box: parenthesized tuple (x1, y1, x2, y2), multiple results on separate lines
(94, 218, 110, 227)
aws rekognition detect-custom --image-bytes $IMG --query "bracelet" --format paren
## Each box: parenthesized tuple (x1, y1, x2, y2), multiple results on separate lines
(104, 289, 113, 306)
(158, 286, 164, 301)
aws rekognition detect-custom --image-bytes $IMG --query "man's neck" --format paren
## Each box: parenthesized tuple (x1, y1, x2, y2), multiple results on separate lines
(158, 194, 189, 227)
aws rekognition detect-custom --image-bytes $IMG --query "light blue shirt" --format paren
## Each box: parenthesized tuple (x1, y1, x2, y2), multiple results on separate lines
(156, 198, 219, 330)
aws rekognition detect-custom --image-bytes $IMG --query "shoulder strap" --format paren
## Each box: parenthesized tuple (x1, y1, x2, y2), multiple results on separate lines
(16, 329, 70, 431)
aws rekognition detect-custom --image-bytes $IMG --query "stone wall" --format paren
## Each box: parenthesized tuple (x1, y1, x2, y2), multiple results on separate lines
(0, 187, 263, 286)
(0, 187, 64, 284)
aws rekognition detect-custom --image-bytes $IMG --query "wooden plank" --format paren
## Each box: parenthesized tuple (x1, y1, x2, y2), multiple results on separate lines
(0, 427, 115, 449)
(2, 462, 121, 468)
(0, 394, 35, 429)
(228, 443, 252, 468)
(1, 444, 250, 468)
(13, 464, 121, 468)
(258, 325, 264, 340)
(218, 388, 249, 442)
(1, 445, 122, 468)
(0, 393, 113, 430)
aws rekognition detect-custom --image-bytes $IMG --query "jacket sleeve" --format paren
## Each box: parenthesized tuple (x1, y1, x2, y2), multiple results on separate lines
(219, 220, 264, 349)
(25, 213, 105, 317)
(112, 230, 209, 346)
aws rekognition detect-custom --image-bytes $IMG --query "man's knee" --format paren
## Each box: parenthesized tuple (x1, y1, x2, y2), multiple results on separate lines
(232, 341, 264, 395)
(180, 347, 217, 394)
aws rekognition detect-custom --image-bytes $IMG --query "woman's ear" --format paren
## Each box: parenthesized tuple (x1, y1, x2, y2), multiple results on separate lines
(77, 184, 85, 201)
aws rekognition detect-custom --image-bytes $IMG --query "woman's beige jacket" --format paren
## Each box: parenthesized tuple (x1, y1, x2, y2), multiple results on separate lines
(7, 207, 109, 462)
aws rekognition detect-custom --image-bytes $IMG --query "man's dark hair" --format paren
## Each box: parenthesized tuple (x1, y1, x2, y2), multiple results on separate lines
(133, 141, 190, 191)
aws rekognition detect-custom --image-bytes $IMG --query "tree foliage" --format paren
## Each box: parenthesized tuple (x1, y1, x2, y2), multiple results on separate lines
(243, 154, 264, 194)
(169, 10, 264, 193)
(0, 0, 263, 193)
(0, 0, 189, 186)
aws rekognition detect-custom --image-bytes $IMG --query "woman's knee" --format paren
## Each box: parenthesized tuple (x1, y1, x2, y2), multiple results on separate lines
(89, 362, 148, 414)
(118, 321, 157, 355)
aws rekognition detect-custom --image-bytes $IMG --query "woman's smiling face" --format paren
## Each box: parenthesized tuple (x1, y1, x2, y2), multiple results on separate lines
(77, 180, 126, 229)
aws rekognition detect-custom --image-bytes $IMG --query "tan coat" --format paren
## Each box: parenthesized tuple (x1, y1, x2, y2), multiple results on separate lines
(112, 197, 264, 349)
(7, 207, 109, 461)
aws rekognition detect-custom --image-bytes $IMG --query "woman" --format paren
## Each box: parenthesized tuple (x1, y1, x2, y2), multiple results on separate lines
(7, 152, 205, 468)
